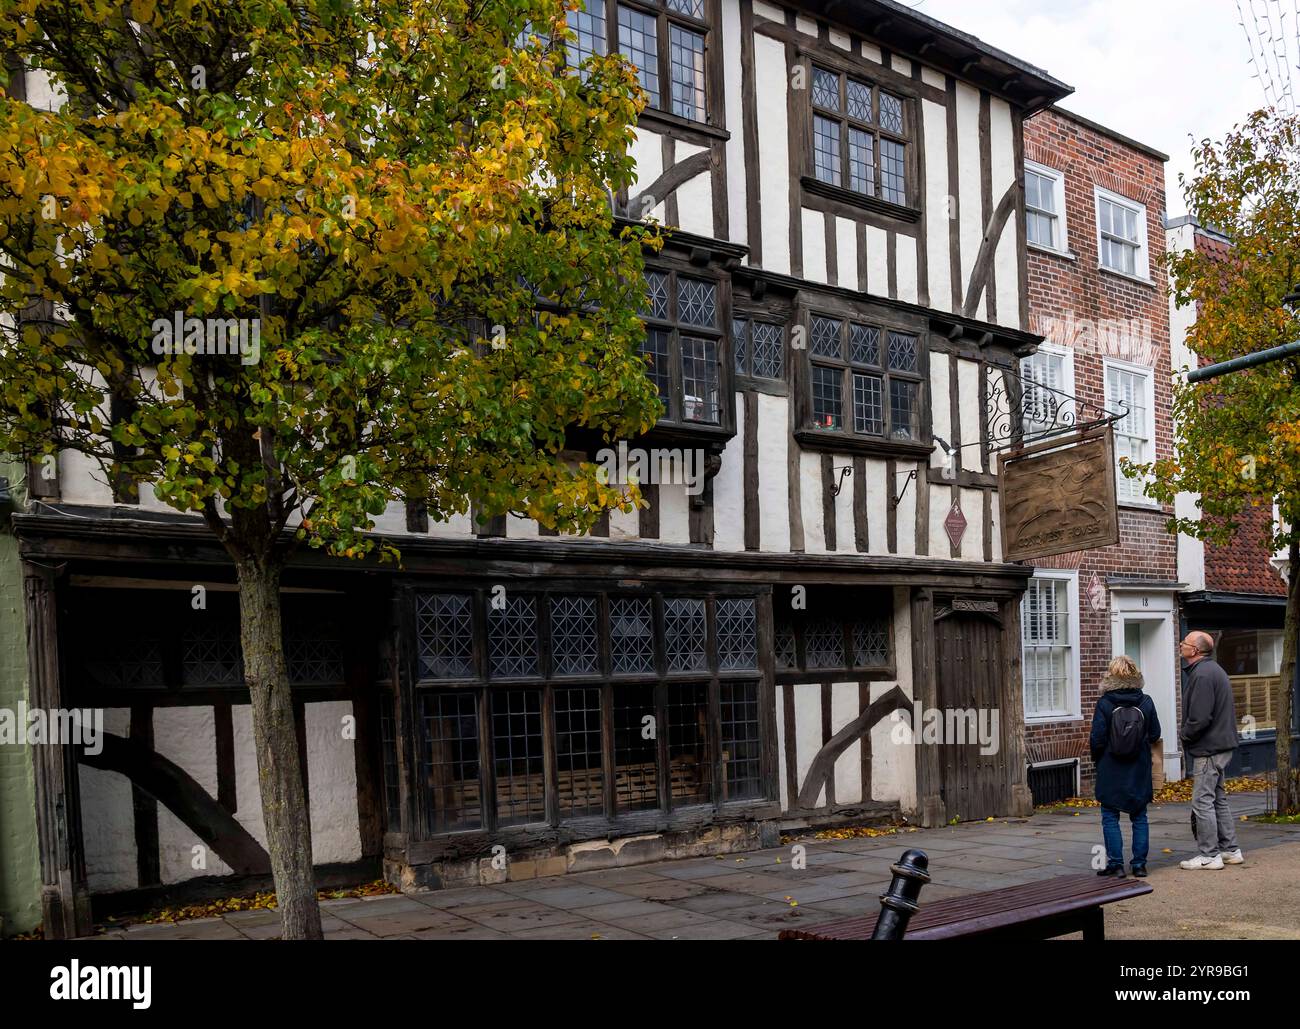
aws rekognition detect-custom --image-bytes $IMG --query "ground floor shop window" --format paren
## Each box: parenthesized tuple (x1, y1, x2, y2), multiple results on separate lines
(771, 587, 893, 675)
(1212, 628, 1284, 734)
(410, 586, 768, 834)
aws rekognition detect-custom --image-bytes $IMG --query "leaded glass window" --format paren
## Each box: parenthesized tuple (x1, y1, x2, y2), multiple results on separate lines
(774, 590, 894, 674)
(664, 597, 707, 672)
(805, 313, 925, 444)
(639, 267, 724, 427)
(412, 587, 766, 832)
(809, 64, 909, 206)
(488, 594, 540, 678)
(716, 597, 758, 671)
(550, 595, 599, 675)
(612, 0, 711, 124)
(611, 597, 656, 674)
(417, 593, 475, 679)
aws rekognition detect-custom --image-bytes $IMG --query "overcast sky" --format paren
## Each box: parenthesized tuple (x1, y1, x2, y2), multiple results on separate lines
(914, 0, 1286, 217)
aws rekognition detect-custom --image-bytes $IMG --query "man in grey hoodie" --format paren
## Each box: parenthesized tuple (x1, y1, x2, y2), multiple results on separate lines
(1178, 630, 1244, 870)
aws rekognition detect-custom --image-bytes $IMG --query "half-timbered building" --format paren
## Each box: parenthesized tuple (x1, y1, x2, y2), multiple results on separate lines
(4, 0, 1074, 936)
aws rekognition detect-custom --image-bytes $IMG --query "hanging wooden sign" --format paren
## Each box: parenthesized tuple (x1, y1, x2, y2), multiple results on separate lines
(998, 428, 1120, 562)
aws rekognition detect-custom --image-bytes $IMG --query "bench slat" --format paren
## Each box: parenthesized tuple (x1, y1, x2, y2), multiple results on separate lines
(779, 875, 1151, 940)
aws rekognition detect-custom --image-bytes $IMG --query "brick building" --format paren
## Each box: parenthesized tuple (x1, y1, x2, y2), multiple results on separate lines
(1018, 108, 1178, 798)
(1168, 216, 1295, 777)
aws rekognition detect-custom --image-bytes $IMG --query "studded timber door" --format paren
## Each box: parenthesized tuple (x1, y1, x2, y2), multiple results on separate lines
(933, 603, 1013, 822)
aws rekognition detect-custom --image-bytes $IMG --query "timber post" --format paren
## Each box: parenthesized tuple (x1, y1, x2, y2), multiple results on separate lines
(24, 560, 93, 939)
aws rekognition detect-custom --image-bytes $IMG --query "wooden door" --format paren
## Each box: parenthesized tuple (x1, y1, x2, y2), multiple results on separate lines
(934, 607, 1013, 822)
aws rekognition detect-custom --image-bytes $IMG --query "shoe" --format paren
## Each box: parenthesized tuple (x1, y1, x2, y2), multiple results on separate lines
(1130, 864, 1148, 877)
(1097, 865, 1125, 877)
(1221, 849, 1244, 865)
(1179, 854, 1224, 870)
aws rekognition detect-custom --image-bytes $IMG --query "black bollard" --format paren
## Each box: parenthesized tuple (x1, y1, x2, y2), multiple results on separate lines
(871, 848, 930, 940)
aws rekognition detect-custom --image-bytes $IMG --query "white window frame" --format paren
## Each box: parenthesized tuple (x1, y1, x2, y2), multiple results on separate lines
(1021, 569, 1081, 723)
(1019, 341, 1075, 442)
(1094, 186, 1150, 282)
(1103, 357, 1158, 508)
(1025, 160, 1068, 254)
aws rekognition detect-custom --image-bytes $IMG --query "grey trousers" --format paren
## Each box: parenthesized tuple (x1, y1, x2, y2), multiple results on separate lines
(1191, 751, 1239, 857)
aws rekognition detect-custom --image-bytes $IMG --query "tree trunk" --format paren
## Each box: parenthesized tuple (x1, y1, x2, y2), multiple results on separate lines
(1278, 538, 1299, 815)
(237, 559, 323, 939)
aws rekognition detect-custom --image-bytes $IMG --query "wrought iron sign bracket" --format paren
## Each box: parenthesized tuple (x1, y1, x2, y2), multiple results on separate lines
(890, 468, 917, 508)
(831, 464, 852, 497)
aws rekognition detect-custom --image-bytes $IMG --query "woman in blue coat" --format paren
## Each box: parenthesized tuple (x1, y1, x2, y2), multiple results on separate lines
(1089, 655, 1162, 877)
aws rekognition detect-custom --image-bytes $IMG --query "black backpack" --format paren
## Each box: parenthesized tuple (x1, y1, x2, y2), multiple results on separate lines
(1107, 700, 1146, 760)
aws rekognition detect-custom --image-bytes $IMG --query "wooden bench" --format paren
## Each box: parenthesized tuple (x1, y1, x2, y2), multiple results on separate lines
(778, 873, 1152, 940)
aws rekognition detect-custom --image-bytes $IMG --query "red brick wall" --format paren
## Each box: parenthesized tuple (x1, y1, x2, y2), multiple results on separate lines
(1021, 108, 1176, 791)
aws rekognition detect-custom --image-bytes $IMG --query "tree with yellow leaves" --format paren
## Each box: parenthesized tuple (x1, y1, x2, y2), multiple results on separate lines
(1143, 107, 1300, 815)
(0, 0, 661, 937)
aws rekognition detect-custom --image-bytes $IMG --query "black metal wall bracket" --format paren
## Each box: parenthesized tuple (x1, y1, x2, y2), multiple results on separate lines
(890, 468, 917, 508)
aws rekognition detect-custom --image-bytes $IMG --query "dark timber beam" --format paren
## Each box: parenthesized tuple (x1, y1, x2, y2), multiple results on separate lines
(25, 561, 94, 939)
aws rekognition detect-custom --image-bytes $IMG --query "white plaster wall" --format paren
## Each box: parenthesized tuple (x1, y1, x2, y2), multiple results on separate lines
(154, 706, 233, 883)
(657, 479, 691, 544)
(80, 708, 137, 893)
(608, 503, 640, 542)
(957, 357, 981, 475)
(923, 99, 953, 313)
(794, 13, 817, 36)
(929, 349, 951, 475)
(370, 500, 408, 535)
(793, 682, 824, 809)
(835, 216, 858, 290)
(833, 457, 856, 553)
(861, 40, 883, 64)
(830, 681, 861, 804)
(24, 68, 64, 111)
(231, 704, 268, 850)
(864, 457, 889, 555)
(895, 235, 919, 305)
(712, 397, 746, 552)
(628, 127, 665, 222)
(722, 0, 747, 248)
(757, 393, 791, 551)
(507, 513, 540, 539)
(828, 27, 852, 52)
(960, 486, 984, 562)
(427, 510, 474, 539)
(955, 82, 984, 321)
(890, 54, 913, 77)
(801, 208, 827, 284)
(931, 483, 955, 557)
(799, 450, 826, 553)
(674, 140, 713, 237)
(305, 701, 362, 864)
(921, 65, 946, 89)
(755, 34, 791, 274)
(753, 0, 784, 21)
(990, 97, 1020, 327)
(870, 589, 916, 810)
(864, 225, 889, 299)
(894, 461, 918, 557)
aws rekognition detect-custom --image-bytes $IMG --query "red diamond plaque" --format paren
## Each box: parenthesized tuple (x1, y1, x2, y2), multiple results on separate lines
(944, 501, 967, 550)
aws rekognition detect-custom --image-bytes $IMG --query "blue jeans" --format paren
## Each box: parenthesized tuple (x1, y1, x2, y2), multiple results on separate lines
(1101, 805, 1149, 868)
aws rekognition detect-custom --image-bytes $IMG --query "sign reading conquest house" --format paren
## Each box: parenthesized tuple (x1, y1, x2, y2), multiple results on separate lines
(998, 429, 1120, 562)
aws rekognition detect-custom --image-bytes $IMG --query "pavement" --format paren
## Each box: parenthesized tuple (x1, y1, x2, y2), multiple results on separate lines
(87, 792, 1300, 940)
